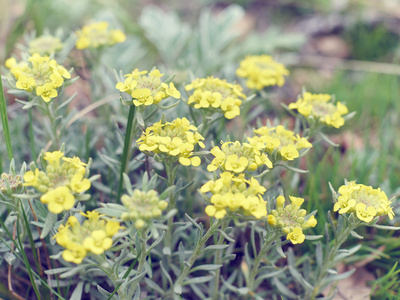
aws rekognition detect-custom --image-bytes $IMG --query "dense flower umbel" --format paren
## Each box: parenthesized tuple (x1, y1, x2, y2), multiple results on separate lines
(236, 55, 289, 90)
(288, 92, 349, 128)
(75, 21, 126, 49)
(28, 35, 64, 55)
(207, 141, 273, 173)
(6, 53, 71, 102)
(251, 125, 312, 162)
(23, 151, 91, 214)
(201, 172, 267, 219)
(333, 181, 394, 222)
(116, 68, 180, 107)
(268, 195, 317, 244)
(121, 189, 168, 229)
(137, 117, 205, 166)
(185, 77, 246, 119)
(53, 211, 123, 264)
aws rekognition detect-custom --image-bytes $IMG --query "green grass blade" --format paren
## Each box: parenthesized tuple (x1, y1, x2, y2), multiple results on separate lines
(0, 74, 13, 161)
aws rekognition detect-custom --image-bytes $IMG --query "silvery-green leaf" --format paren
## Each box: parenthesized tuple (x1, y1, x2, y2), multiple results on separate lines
(273, 277, 297, 299)
(372, 224, 400, 230)
(183, 275, 213, 286)
(190, 264, 222, 273)
(350, 230, 364, 239)
(4, 252, 15, 265)
(40, 212, 57, 239)
(70, 281, 84, 300)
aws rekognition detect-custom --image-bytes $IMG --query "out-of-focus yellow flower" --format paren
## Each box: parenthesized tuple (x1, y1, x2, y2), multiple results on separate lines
(137, 118, 204, 167)
(6, 53, 71, 103)
(333, 181, 393, 221)
(201, 172, 267, 220)
(75, 21, 126, 49)
(208, 141, 272, 173)
(289, 92, 349, 128)
(53, 211, 122, 264)
(236, 55, 289, 90)
(116, 68, 180, 107)
(28, 35, 64, 55)
(185, 77, 246, 119)
(268, 195, 316, 244)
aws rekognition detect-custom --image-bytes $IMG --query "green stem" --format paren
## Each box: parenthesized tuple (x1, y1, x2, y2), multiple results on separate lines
(28, 109, 36, 159)
(45, 101, 60, 150)
(174, 218, 223, 293)
(0, 74, 13, 161)
(117, 105, 136, 203)
(211, 221, 229, 300)
(164, 159, 178, 254)
(247, 232, 277, 291)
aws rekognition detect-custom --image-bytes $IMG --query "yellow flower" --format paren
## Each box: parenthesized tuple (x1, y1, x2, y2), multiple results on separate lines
(355, 203, 376, 223)
(289, 92, 349, 128)
(287, 227, 305, 244)
(40, 186, 75, 214)
(62, 243, 87, 264)
(44, 151, 64, 167)
(280, 145, 299, 161)
(75, 22, 126, 49)
(83, 230, 113, 255)
(70, 173, 91, 193)
(185, 77, 246, 119)
(23, 169, 40, 187)
(5, 57, 17, 69)
(28, 35, 64, 55)
(236, 55, 289, 90)
(15, 75, 35, 92)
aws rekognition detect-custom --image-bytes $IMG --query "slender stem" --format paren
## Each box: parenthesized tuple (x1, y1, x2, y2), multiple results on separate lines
(211, 221, 229, 300)
(247, 232, 277, 291)
(174, 218, 223, 293)
(28, 109, 37, 160)
(45, 101, 60, 150)
(0, 74, 13, 161)
(117, 105, 136, 202)
(164, 159, 178, 253)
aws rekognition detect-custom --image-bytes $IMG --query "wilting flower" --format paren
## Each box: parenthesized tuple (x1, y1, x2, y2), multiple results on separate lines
(201, 172, 267, 219)
(288, 92, 349, 128)
(333, 181, 394, 221)
(116, 68, 180, 107)
(75, 21, 126, 49)
(236, 55, 289, 90)
(185, 77, 246, 119)
(268, 195, 317, 244)
(137, 117, 204, 167)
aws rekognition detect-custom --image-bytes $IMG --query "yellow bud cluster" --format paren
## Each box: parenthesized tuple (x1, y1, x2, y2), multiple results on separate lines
(207, 141, 273, 173)
(185, 77, 246, 119)
(53, 211, 123, 264)
(23, 151, 91, 214)
(75, 21, 126, 49)
(288, 92, 349, 128)
(0, 173, 23, 196)
(236, 55, 289, 90)
(201, 172, 267, 219)
(333, 181, 394, 222)
(6, 53, 71, 102)
(268, 195, 317, 244)
(116, 69, 180, 107)
(28, 35, 64, 55)
(121, 189, 168, 229)
(137, 117, 205, 167)
(251, 125, 312, 162)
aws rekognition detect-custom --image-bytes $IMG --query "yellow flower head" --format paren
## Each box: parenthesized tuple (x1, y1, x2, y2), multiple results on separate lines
(333, 181, 393, 221)
(116, 68, 180, 107)
(53, 211, 122, 264)
(28, 35, 64, 55)
(121, 189, 168, 229)
(251, 124, 312, 162)
(23, 152, 92, 213)
(268, 195, 316, 244)
(201, 172, 267, 220)
(75, 21, 126, 49)
(208, 141, 273, 173)
(137, 118, 204, 167)
(288, 92, 349, 128)
(6, 53, 71, 103)
(236, 55, 289, 90)
(185, 77, 246, 119)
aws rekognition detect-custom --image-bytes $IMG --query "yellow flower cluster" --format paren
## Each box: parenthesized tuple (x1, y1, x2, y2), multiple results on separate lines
(288, 92, 349, 128)
(201, 172, 267, 219)
(28, 35, 64, 55)
(333, 181, 394, 222)
(75, 21, 126, 49)
(236, 55, 289, 90)
(121, 189, 168, 229)
(53, 211, 123, 264)
(185, 77, 246, 119)
(137, 118, 205, 167)
(116, 69, 181, 107)
(23, 151, 91, 214)
(207, 141, 272, 173)
(268, 195, 317, 244)
(6, 53, 71, 102)
(250, 125, 312, 161)
(0, 173, 23, 196)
